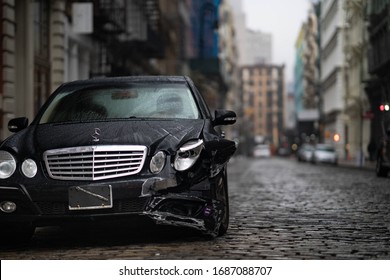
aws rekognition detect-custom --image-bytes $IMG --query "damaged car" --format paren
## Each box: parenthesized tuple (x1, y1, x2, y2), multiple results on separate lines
(0, 76, 237, 242)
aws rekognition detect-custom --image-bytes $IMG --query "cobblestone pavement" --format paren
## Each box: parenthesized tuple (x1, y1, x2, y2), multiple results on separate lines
(1, 157, 390, 259)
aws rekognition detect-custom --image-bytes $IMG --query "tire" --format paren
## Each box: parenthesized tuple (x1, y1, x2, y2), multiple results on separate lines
(217, 173, 229, 236)
(376, 156, 388, 177)
(0, 225, 35, 245)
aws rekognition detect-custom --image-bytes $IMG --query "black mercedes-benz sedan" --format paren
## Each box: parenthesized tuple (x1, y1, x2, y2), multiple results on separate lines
(0, 76, 236, 242)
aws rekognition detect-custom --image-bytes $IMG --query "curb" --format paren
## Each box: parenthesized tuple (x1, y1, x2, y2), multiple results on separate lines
(337, 160, 375, 171)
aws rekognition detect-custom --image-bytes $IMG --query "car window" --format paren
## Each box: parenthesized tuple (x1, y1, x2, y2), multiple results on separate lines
(300, 144, 314, 151)
(316, 145, 335, 152)
(39, 83, 200, 124)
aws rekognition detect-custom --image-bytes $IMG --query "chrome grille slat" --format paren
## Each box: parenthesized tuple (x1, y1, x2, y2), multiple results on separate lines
(48, 162, 142, 170)
(49, 165, 94, 170)
(47, 155, 94, 161)
(93, 166, 139, 175)
(51, 171, 93, 175)
(94, 163, 141, 169)
(94, 153, 145, 157)
(48, 159, 94, 164)
(44, 145, 147, 181)
(94, 158, 142, 163)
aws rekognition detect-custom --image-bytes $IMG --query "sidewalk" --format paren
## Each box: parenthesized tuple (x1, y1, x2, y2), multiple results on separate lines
(337, 158, 376, 171)
(231, 154, 376, 171)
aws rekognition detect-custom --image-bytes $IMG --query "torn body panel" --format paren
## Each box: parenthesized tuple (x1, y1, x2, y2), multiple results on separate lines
(145, 193, 224, 237)
(141, 156, 228, 236)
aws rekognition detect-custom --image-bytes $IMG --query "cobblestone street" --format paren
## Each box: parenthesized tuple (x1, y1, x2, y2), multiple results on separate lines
(1, 157, 390, 259)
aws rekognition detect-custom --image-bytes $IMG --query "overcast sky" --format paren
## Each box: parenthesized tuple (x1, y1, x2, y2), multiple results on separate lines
(242, 0, 311, 83)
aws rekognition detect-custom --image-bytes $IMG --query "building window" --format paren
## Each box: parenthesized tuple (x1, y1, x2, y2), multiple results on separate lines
(34, 66, 49, 113)
(267, 91, 273, 108)
(34, 0, 50, 59)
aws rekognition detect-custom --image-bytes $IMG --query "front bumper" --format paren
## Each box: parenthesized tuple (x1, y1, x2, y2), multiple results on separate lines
(0, 174, 222, 236)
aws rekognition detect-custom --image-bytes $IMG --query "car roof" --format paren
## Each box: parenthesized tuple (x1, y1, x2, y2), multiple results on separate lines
(316, 143, 334, 147)
(315, 144, 336, 150)
(62, 76, 189, 87)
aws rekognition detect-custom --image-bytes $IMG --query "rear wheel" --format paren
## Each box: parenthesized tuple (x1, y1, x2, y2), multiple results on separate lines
(376, 155, 389, 177)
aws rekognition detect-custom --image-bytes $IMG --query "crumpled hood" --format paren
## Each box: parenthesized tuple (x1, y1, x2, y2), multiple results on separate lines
(5, 120, 205, 156)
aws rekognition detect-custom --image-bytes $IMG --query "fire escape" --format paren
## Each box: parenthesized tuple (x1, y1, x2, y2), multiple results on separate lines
(90, 0, 163, 76)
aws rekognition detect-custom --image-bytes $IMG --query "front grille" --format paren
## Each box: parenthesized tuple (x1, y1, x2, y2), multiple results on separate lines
(44, 145, 147, 181)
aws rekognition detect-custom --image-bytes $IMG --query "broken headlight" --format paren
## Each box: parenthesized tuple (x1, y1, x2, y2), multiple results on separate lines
(174, 139, 204, 171)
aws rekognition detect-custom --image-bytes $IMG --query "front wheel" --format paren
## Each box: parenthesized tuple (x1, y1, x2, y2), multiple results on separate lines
(376, 155, 388, 177)
(217, 173, 229, 236)
(0, 224, 35, 245)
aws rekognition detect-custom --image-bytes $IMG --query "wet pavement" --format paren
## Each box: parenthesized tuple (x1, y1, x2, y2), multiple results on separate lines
(1, 156, 390, 259)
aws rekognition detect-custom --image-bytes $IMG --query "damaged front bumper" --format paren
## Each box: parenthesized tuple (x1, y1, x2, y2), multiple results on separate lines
(0, 171, 225, 237)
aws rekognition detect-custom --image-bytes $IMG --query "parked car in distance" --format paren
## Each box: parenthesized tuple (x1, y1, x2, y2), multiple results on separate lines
(311, 144, 338, 165)
(296, 143, 314, 162)
(277, 146, 290, 157)
(376, 146, 390, 177)
(253, 144, 271, 158)
(0, 76, 237, 242)
(376, 128, 390, 177)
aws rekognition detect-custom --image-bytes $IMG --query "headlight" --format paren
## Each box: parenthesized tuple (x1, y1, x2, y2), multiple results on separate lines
(150, 151, 166, 174)
(0, 151, 16, 179)
(22, 159, 37, 178)
(174, 139, 204, 171)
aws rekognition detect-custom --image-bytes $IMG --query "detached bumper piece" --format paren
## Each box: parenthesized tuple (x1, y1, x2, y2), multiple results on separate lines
(145, 195, 222, 237)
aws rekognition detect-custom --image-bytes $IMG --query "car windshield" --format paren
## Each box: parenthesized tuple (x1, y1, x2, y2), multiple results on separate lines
(255, 144, 269, 150)
(39, 83, 200, 124)
(300, 144, 314, 151)
(316, 145, 335, 152)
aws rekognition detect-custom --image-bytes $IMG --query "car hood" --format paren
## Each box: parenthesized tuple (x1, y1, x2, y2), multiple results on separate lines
(4, 120, 205, 156)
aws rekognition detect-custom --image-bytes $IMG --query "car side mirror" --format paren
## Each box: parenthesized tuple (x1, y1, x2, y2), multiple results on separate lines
(8, 117, 28, 133)
(213, 109, 236, 126)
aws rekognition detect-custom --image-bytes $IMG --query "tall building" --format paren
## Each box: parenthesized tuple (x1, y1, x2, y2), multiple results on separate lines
(0, 0, 235, 142)
(320, 0, 346, 156)
(245, 30, 272, 65)
(219, 0, 241, 140)
(367, 0, 390, 160)
(294, 4, 321, 144)
(295, 24, 306, 115)
(241, 64, 285, 153)
(0, 0, 53, 140)
(0, 0, 178, 140)
(188, 0, 226, 113)
(285, 82, 296, 130)
(228, 0, 247, 66)
(343, 0, 370, 163)
(229, 0, 272, 66)
(190, 0, 220, 59)
(158, 0, 191, 75)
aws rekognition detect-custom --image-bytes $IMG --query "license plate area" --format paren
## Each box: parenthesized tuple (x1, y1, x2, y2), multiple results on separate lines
(69, 185, 112, 210)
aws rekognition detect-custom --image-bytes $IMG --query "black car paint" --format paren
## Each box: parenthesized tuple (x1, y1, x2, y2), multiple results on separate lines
(0, 76, 236, 240)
